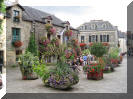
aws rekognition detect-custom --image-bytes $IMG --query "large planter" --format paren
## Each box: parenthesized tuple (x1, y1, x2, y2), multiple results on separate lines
(103, 64, 114, 73)
(87, 70, 103, 80)
(86, 63, 103, 80)
(110, 59, 119, 67)
(44, 73, 79, 89)
(20, 66, 38, 80)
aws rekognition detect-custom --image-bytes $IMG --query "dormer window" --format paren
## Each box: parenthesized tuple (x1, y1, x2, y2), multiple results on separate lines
(13, 10, 20, 22)
(43, 16, 52, 24)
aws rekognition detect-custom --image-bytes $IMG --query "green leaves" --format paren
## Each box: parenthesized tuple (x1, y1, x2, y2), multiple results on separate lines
(27, 32, 38, 56)
(90, 42, 107, 58)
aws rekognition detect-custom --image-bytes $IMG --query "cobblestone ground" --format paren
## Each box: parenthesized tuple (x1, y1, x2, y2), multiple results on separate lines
(7, 56, 127, 93)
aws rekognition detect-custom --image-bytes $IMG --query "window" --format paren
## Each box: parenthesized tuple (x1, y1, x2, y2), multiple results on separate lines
(16, 50, 22, 55)
(81, 36, 85, 43)
(13, 10, 20, 22)
(103, 35, 107, 42)
(85, 25, 87, 30)
(89, 36, 91, 42)
(100, 35, 103, 42)
(12, 28, 20, 42)
(100, 35, 109, 42)
(107, 35, 109, 42)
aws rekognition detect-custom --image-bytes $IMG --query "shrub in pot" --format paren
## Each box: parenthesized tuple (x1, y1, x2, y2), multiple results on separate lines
(19, 51, 38, 80)
(89, 42, 107, 80)
(109, 48, 119, 67)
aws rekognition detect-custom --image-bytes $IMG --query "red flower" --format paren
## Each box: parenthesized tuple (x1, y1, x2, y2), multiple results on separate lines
(80, 43, 86, 47)
(13, 41, 23, 47)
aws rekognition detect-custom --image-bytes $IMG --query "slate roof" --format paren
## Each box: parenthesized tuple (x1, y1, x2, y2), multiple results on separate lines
(78, 20, 117, 31)
(6, 4, 78, 31)
(118, 31, 126, 38)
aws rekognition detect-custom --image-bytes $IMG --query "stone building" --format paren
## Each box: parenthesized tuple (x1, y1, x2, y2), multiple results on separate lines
(6, 3, 78, 66)
(77, 20, 119, 48)
(118, 31, 127, 53)
(0, 16, 6, 66)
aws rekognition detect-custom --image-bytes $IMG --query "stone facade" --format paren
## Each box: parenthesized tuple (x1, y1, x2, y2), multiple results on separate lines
(6, 4, 78, 66)
(6, 5, 32, 66)
(78, 20, 119, 48)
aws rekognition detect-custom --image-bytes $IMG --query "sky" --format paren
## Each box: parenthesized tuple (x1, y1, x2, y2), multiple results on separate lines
(8, 0, 133, 32)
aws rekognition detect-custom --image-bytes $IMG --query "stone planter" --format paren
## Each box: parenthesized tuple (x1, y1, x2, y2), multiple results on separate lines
(103, 65, 114, 73)
(44, 73, 79, 90)
(20, 66, 38, 80)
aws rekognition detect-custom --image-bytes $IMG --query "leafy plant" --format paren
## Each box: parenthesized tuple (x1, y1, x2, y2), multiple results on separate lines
(90, 42, 107, 58)
(109, 47, 119, 59)
(27, 32, 38, 56)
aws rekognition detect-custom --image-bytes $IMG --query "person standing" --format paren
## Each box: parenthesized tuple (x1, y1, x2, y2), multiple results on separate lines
(83, 54, 87, 66)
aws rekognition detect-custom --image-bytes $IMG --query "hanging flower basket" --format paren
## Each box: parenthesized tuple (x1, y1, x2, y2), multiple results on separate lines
(43, 39, 50, 46)
(45, 23, 56, 35)
(49, 27, 56, 35)
(13, 41, 23, 48)
(51, 38, 60, 46)
(65, 30, 73, 36)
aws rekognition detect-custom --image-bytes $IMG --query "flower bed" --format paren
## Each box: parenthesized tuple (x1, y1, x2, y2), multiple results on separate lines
(12, 41, 23, 47)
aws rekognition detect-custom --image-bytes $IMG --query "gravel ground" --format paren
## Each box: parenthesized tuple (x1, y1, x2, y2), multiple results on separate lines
(7, 56, 127, 93)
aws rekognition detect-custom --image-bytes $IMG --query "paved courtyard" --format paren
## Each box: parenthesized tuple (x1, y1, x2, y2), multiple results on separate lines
(7, 56, 127, 93)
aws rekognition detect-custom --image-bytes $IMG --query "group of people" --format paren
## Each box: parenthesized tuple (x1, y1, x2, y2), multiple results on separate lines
(72, 54, 95, 67)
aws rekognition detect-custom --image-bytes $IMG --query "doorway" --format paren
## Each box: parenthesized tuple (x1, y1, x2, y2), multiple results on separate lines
(0, 51, 4, 65)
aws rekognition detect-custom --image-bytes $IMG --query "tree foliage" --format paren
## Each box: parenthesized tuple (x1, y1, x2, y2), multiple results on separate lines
(90, 42, 107, 58)
(27, 32, 38, 56)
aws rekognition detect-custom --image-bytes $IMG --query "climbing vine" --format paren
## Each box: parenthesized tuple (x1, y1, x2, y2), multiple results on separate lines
(0, 0, 6, 34)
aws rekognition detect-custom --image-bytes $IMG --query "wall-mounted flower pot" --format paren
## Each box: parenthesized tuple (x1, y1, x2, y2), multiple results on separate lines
(12, 41, 23, 48)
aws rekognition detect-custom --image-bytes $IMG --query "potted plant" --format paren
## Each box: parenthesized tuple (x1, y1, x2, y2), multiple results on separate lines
(88, 42, 108, 80)
(33, 45, 79, 89)
(18, 51, 38, 80)
(109, 48, 119, 67)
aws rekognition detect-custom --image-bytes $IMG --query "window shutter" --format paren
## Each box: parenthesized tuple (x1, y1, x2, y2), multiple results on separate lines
(96, 35, 98, 42)
(107, 35, 109, 42)
(100, 35, 102, 42)
(89, 36, 91, 42)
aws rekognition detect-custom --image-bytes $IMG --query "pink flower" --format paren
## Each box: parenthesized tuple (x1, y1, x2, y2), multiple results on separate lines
(50, 28, 56, 35)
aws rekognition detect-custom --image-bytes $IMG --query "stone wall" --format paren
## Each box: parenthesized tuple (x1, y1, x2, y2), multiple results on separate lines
(6, 5, 32, 66)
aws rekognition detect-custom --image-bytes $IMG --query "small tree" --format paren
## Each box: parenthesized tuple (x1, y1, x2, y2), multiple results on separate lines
(90, 42, 107, 68)
(90, 42, 107, 58)
(27, 32, 38, 56)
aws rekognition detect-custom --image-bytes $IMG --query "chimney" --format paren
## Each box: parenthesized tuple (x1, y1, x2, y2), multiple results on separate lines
(13, 0, 19, 4)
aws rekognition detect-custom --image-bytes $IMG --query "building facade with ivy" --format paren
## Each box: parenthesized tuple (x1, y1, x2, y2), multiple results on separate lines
(6, 3, 79, 66)
(77, 20, 119, 48)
